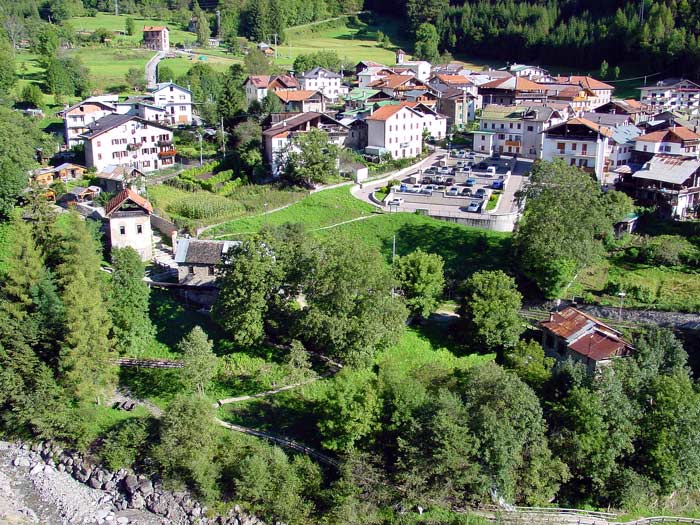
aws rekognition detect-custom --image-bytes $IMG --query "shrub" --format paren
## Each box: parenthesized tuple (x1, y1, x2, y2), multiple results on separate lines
(100, 418, 151, 470)
(605, 277, 622, 295)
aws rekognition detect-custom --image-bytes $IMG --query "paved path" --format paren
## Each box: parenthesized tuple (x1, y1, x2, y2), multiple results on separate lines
(145, 51, 166, 89)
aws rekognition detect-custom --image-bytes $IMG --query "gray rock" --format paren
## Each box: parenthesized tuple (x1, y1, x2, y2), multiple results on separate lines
(29, 463, 44, 476)
(137, 479, 154, 497)
(116, 518, 129, 525)
(129, 492, 145, 510)
(123, 474, 139, 495)
(75, 467, 92, 483)
(103, 479, 117, 491)
(146, 494, 170, 516)
(89, 476, 103, 489)
(13, 457, 30, 467)
(57, 463, 65, 472)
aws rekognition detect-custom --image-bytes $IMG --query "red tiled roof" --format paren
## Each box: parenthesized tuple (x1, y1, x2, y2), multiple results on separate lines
(370, 74, 415, 89)
(480, 76, 542, 91)
(548, 117, 614, 138)
(366, 105, 407, 121)
(569, 331, 631, 361)
(434, 74, 473, 86)
(275, 90, 320, 102)
(269, 74, 299, 90)
(105, 188, 153, 216)
(636, 126, 700, 143)
(555, 75, 614, 91)
(247, 75, 271, 88)
(143, 26, 167, 31)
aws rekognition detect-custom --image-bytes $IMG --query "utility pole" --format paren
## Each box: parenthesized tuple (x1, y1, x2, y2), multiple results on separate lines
(197, 132, 203, 166)
(273, 33, 278, 60)
(115, 0, 118, 16)
(392, 235, 396, 261)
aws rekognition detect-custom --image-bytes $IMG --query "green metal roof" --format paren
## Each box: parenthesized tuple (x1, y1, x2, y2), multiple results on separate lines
(346, 88, 380, 101)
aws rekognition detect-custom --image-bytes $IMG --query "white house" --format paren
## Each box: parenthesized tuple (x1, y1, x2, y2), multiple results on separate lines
(634, 126, 700, 158)
(105, 188, 154, 261)
(148, 82, 193, 125)
(115, 98, 169, 124)
(244, 75, 271, 105)
(639, 78, 700, 115)
(366, 105, 424, 159)
(553, 76, 614, 109)
(81, 114, 176, 173)
(298, 67, 347, 102)
(607, 124, 642, 170)
(541, 117, 613, 181)
(499, 63, 550, 80)
(357, 66, 395, 89)
(404, 103, 447, 140)
(57, 96, 119, 148)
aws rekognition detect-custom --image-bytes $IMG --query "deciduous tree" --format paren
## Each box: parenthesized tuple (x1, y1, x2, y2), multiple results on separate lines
(179, 326, 217, 396)
(393, 249, 444, 319)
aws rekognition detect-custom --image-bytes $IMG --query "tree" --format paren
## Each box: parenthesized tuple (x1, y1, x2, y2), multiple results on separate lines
(244, 48, 274, 75)
(125, 67, 145, 91)
(125, 17, 134, 36)
(504, 339, 554, 389)
(393, 249, 445, 319)
(217, 64, 246, 125)
(459, 270, 523, 352)
(414, 23, 440, 63)
(293, 50, 341, 73)
(21, 83, 44, 108)
(0, 107, 55, 220)
(155, 394, 218, 500)
(283, 128, 340, 186)
(179, 326, 217, 396)
(406, 0, 448, 30)
(299, 236, 407, 365)
(109, 247, 154, 355)
(196, 13, 211, 47)
(613, 65, 621, 79)
(214, 233, 282, 347)
(2, 16, 25, 53)
(0, 38, 16, 97)
(56, 214, 115, 405)
(633, 327, 689, 380)
(317, 368, 381, 453)
(244, 0, 269, 43)
(515, 160, 628, 298)
(157, 65, 175, 83)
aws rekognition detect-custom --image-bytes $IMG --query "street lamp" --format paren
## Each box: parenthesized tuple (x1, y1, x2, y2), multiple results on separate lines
(617, 291, 626, 320)
(195, 131, 203, 166)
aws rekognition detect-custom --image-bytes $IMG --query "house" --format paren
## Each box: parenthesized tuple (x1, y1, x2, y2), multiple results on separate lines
(607, 124, 643, 172)
(478, 76, 546, 105)
(399, 102, 447, 141)
(262, 112, 349, 176)
(595, 99, 652, 125)
(429, 74, 478, 96)
(298, 67, 347, 102)
(59, 186, 100, 206)
(257, 42, 275, 57)
(582, 111, 634, 128)
(174, 238, 240, 285)
(143, 26, 169, 51)
(32, 163, 86, 186)
(541, 117, 613, 180)
(366, 105, 424, 159)
(499, 63, 549, 80)
(80, 114, 176, 173)
(115, 97, 170, 124)
(105, 188, 154, 261)
(539, 83, 600, 112)
(354, 60, 386, 76)
(639, 78, 700, 115)
(57, 96, 118, 148)
(474, 104, 565, 159)
(344, 88, 393, 111)
(395, 49, 408, 65)
(94, 165, 145, 193)
(437, 88, 479, 128)
(268, 74, 300, 92)
(540, 307, 634, 372)
(148, 82, 193, 125)
(274, 90, 326, 113)
(634, 126, 700, 159)
(369, 75, 432, 99)
(244, 75, 271, 105)
(357, 66, 396, 89)
(628, 155, 700, 219)
(553, 76, 614, 109)
(398, 60, 432, 82)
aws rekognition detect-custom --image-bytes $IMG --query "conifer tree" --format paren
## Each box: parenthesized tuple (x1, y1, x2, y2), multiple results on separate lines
(179, 326, 217, 396)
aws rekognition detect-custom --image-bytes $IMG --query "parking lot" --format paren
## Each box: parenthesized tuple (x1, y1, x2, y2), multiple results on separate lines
(384, 149, 530, 217)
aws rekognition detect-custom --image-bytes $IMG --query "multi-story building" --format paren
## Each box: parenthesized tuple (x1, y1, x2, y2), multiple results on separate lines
(473, 104, 566, 159)
(478, 76, 546, 105)
(595, 99, 653, 125)
(81, 114, 175, 173)
(262, 112, 349, 176)
(298, 67, 347, 102)
(357, 66, 396, 88)
(639, 78, 700, 115)
(552, 76, 614, 109)
(274, 90, 326, 113)
(541, 117, 613, 180)
(366, 105, 424, 159)
(244, 75, 271, 105)
(498, 63, 550, 80)
(634, 126, 700, 159)
(148, 82, 193, 125)
(369, 75, 432, 100)
(57, 96, 118, 148)
(142, 26, 169, 51)
(436, 89, 478, 128)
(105, 188, 154, 262)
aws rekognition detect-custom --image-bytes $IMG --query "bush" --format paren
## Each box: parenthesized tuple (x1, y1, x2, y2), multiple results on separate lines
(100, 418, 151, 470)
(639, 235, 694, 267)
(629, 283, 656, 304)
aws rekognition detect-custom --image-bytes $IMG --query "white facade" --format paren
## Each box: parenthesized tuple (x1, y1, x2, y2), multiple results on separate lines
(640, 79, 700, 114)
(109, 213, 153, 261)
(402, 61, 431, 82)
(244, 77, 269, 105)
(83, 116, 175, 173)
(299, 68, 347, 102)
(115, 102, 168, 123)
(366, 106, 424, 159)
(150, 83, 193, 125)
(60, 98, 117, 148)
(542, 135, 609, 181)
(358, 67, 392, 89)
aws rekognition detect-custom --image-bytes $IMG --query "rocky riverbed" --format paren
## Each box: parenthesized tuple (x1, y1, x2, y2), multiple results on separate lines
(0, 441, 264, 525)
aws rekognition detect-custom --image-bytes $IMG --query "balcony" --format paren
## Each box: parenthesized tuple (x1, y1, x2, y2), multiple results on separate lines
(127, 143, 142, 151)
(158, 149, 177, 158)
(157, 139, 173, 147)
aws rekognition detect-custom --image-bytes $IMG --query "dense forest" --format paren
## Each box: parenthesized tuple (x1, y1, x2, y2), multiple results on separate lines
(366, 0, 700, 77)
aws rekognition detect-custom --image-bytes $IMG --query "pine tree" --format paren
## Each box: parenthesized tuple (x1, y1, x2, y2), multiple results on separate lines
(179, 326, 217, 396)
(268, 0, 286, 45)
(245, 0, 269, 43)
(56, 214, 115, 405)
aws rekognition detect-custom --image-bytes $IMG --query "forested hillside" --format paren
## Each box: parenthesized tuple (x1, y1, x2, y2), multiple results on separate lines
(367, 0, 700, 76)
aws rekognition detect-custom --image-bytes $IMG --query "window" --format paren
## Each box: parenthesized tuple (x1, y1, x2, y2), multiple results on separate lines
(97, 141, 101, 147)
(119, 226, 125, 235)
(208, 266, 215, 275)
(98, 154, 102, 160)
(643, 145, 648, 152)
(137, 224, 143, 234)
(509, 123, 513, 129)
(571, 143, 577, 151)
(188, 266, 195, 274)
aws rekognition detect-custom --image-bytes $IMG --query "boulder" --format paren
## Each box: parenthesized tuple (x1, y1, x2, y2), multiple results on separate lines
(75, 467, 92, 483)
(129, 492, 145, 510)
(137, 479, 153, 497)
(146, 494, 170, 516)
(13, 457, 30, 467)
(123, 474, 139, 495)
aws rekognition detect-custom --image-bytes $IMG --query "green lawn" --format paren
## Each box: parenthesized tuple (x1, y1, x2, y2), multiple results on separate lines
(71, 13, 194, 46)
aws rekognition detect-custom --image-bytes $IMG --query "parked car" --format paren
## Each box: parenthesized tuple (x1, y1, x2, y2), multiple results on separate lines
(475, 188, 486, 197)
(477, 162, 488, 170)
(461, 188, 473, 196)
(388, 198, 404, 206)
(420, 187, 433, 195)
(445, 177, 454, 185)
(410, 184, 421, 193)
(421, 177, 432, 184)
(491, 180, 504, 190)
(448, 187, 459, 196)
(455, 161, 465, 168)
(467, 201, 481, 212)
(466, 178, 476, 186)
(486, 166, 497, 175)
(399, 184, 408, 192)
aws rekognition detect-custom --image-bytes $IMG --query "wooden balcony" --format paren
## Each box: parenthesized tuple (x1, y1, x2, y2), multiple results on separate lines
(158, 149, 177, 158)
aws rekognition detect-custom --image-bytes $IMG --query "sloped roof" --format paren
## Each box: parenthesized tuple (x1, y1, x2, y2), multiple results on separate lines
(432, 74, 473, 86)
(174, 238, 240, 265)
(369, 74, 416, 89)
(480, 76, 543, 91)
(555, 75, 614, 91)
(632, 154, 700, 185)
(262, 112, 346, 137)
(275, 90, 321, 102)
(636, 126, 700, 143)
(105, 188, 153, 216)
(345, 88, 381, 101)
(80, 114, 170, 140)
(299, 66, 341, 79)
(546, 117, 613, 138)
(269, 74, 299, 89)
(610, 123, 642, 145)
(247, 75, 271, 88)
(144, 26, 167, 31)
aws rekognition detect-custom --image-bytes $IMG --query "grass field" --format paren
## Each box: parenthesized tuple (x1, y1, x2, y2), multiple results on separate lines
(70, 13, 194, 46)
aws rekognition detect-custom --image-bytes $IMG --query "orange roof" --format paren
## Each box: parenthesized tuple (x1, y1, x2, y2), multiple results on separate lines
(105, 188, 153, 216)
(555, 75, 614, 91)
(623, 99, 644, 109)
(636, 126, 700, 143)
(548, 117, 613, 138)
(480, 76, 542, 91)
(435, 74, 472, 85)
(275, 90, 320, 102)
(366, 105, 408, 121)
(247, 75, 270, 88)
(370, 74, 415, 89)
(143, 26, 167, 31)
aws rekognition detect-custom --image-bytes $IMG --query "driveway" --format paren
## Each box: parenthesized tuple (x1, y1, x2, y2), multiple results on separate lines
(145, 51, 166, 89)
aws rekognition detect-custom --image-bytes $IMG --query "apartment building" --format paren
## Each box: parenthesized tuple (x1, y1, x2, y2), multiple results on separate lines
(639, 78, 700, 115)
(298, 67, 347, 102)
(366, 105, 424, 159)
(634, 126, 700, 159)
(143, 26, 169, 51)
(552, 76, 614, 109)
(148, 82, 193, 125)
(81, 114, 175, 173)
(57, 96, 119, 148)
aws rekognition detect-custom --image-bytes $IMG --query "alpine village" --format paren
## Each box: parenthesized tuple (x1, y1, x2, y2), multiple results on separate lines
(1, 1, 700, 524)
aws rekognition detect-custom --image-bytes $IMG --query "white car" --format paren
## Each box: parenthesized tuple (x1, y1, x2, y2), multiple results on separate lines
(388, 198, 404, 206)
